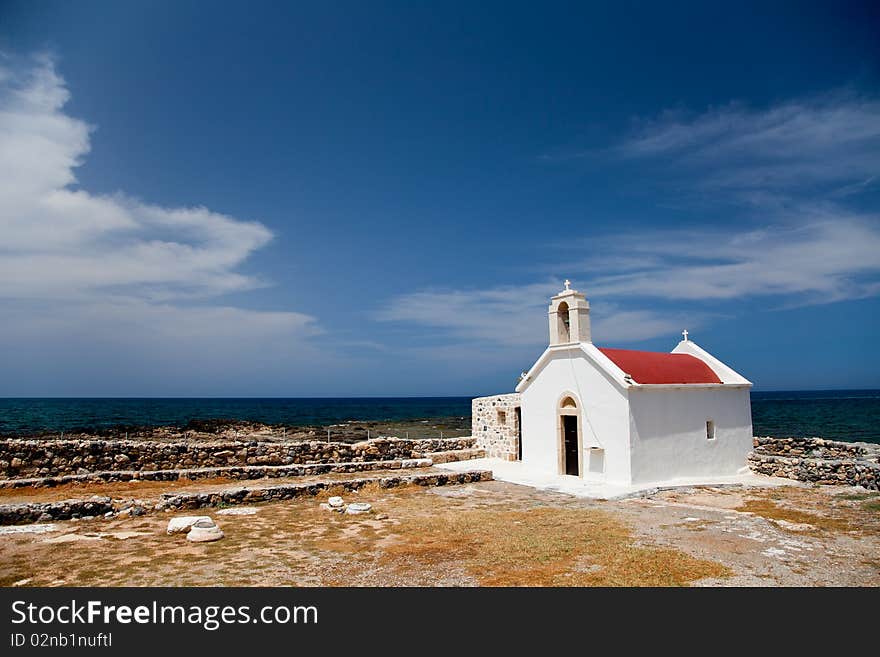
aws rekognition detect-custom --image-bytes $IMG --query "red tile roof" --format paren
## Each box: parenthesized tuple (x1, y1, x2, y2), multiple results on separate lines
(598, 348, 722, 385)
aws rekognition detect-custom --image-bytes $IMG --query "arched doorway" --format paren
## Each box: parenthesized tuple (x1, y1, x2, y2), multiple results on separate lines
(557, 394, 582, 476)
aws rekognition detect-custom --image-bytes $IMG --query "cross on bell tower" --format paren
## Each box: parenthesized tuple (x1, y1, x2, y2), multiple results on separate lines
(548, 279, 591, 345)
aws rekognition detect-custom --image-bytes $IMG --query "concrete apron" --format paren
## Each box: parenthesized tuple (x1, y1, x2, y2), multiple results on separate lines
(438, 457, 797, 500)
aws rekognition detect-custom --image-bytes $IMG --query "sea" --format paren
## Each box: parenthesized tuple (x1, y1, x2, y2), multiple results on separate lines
(0, 390, 878, 443)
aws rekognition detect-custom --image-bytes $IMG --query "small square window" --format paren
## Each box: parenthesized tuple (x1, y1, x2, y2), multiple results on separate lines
(497, 410, 507, 425)
(706, 420, 716, 440)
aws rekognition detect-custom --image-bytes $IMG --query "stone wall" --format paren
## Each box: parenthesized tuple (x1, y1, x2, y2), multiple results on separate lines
(752, 436, 874, 460)
(748, 436, 880, 490)
(472, 393, 521, 460)
(0, 458, 435, 489)
(155, 469, 492, 512)
(0, 436, 476, 480)
(0, 470, 494, 525)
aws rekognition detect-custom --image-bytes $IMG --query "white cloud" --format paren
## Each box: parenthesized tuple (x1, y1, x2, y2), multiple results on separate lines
(583, 215, 880, 304)
(619, 93, 880, 195)
(375, 282, 558, 346)
(376, 282, 701, 347)
(0, 56, 275, 300)
(595, 93, 880, 304)
(376, 216, 880, 351)
(379, 93, 880, 350)
(0, 54, 318, 390)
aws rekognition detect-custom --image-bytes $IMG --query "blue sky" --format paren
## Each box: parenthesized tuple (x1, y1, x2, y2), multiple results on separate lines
(0, 1, 878, 396)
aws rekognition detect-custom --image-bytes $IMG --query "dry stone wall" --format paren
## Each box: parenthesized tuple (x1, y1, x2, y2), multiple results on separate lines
(0, 458, 435, 489)
(748, 436, 880, 490)
(0, 470, 493, 525)
(155, 469, 492, 512)
(472, 393, 521, 460)
(0, 437, 476, 480)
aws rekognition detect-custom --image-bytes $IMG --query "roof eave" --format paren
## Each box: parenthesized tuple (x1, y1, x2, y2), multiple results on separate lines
(671, 340, 753, 386)
(516, 342, 633, 393)
(628, 382, 753, 390)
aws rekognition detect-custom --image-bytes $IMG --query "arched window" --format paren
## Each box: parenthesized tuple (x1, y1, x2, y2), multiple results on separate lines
(560, 396, 577, 409)
(557, 301, 570, 343)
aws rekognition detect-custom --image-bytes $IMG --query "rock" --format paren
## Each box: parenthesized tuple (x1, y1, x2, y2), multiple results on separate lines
(345, 502, 372, 515)
(43, 533, 104, 544)
(771, 518, 814, 532)
(103, 530, 152, 540)
(186, 519, 224, 542)
(166, 515, 212, 534)
(328, 496, 345, 508)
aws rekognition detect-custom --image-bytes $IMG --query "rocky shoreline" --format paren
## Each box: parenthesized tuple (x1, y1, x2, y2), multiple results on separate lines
(0, 417, 471, 444)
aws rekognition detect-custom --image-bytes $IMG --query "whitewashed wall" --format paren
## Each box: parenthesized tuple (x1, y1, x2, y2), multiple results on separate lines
(627, 386, 752, 484)
(520, 349, 631, 484)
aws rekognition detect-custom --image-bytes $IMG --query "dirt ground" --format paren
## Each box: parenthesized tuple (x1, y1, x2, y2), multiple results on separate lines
(1, 480, 878, 587)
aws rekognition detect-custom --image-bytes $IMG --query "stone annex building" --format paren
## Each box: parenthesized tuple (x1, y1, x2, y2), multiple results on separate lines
(472, 282, 754, 486)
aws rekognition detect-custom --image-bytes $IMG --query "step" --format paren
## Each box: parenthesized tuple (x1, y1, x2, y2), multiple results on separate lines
(418, 448, 485, 464)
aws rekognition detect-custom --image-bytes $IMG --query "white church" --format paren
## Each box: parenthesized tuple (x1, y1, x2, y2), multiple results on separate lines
(471, 282, 753, 486)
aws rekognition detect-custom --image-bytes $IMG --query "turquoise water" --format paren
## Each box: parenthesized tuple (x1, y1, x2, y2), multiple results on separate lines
(0, 397, 473, 436)
(0, 390, 878, 443)
(750, 390, 880, 443)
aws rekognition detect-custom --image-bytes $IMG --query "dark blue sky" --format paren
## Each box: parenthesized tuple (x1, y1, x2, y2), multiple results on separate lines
(0, 1, 878, 395)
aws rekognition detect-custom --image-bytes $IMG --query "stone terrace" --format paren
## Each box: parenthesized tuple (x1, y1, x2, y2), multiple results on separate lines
(0, 435, 488, 525)
(0, 468, 492, 525)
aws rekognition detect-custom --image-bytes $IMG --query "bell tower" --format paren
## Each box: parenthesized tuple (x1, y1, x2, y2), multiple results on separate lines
(549, 280, 591, 345)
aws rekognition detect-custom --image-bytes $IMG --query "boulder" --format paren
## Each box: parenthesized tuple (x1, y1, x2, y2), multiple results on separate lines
(328, 496, 345, 508)
(166, 515, 212, 534)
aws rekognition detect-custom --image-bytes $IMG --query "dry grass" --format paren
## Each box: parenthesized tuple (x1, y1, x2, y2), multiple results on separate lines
(835, 491, 879, 501)
(381, 506, 730, 586)
(0, 484, 730, 587)
(4, 480, 878, 587)
(737, 498, 854, 533)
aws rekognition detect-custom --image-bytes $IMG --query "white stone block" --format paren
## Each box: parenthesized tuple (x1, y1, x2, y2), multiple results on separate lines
(166, 515, 212, 534)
